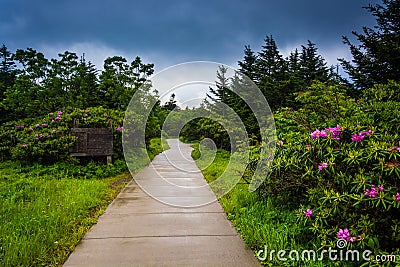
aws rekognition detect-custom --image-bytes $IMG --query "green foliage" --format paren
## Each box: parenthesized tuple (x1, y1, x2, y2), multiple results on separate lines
(0, 106, 125, 163)
(261, 81, 400, 257)
(0, 160, 130, 266)
(340, 0, 400, 89)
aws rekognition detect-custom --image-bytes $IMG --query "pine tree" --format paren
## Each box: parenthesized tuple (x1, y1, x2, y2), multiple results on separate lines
(340, 0, 400, 88)
(238, 45, 257, 81)
(299, 40, 331, 83)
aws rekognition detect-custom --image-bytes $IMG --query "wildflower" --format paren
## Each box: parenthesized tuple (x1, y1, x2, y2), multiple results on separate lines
(86, 109, 91, 113)
(20, 144, 28, 148)
(347, 236, 356, 243)
(360, 130, 372, 136)
(388, 146, 400, 151)
(35, 137, 39, 141)
(58, 111, 63, 115)
(52, 130, 56, 133)
(51, 119, 55, 123)
(396, 193, 400, 201)
(365, 185, 378, 198)
(55, 116, 61, 121)
(41, 123, 48, 127)
(29, 127, 34, 131)
(84, 113, 88, 117)
(351, 134, 364, 142)
(61, 136, 65, 139)
(337, 228, 351, 240)
(268, 156, 273, 161)
(116, 126, 124, 132)
(305, 145, 313, 150)
(36, 124, 40, 128)
(378, 185, 384, 192)
(278, 141, 284, 146)
(303, 209, 313, 217)
(104, 113, 108, 117)
(49, 112, 53, 116)
(318, 163, 328, 170)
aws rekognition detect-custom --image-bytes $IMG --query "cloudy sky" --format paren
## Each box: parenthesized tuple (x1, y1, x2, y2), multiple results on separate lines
(1, 0, 380, 106)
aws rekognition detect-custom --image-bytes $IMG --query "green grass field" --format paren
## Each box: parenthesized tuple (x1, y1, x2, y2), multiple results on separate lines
(0, 138, 166, 266)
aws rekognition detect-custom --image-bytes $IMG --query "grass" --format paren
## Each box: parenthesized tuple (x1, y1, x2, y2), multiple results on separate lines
(0, 138, 165, 266)
(191, 144, 327, 267)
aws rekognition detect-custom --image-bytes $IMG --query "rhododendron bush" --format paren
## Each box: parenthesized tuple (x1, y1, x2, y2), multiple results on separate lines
(260, 81, 400, 256)
(0, 107, 124, 162)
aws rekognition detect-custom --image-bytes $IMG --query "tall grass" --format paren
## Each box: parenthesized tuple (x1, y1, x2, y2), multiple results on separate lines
(0, 138, 164, 266)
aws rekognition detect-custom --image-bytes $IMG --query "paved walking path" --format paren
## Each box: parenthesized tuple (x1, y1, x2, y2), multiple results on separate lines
(63, 139, 261, 267)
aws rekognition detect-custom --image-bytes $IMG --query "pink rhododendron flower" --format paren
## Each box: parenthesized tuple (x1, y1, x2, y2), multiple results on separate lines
(337, 228, 350, 240)
(360, 130, 372, 136)
(365, 185, 378, 198)
(303, 209, 313, 217)
(347, 236, 356, 243)
(351, 134, 364, 142)
(318, 163, 328, 170)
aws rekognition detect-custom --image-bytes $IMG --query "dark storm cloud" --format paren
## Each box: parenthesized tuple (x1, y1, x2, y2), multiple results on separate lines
(1, 0, 381, 68)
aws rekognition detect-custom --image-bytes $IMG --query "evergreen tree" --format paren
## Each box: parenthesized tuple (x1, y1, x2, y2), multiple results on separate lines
(340, 0, 400, 88)
(299, 41, 331, 83)
(255, 35, 287, 109)
(163, 93, 180, 111)
(14, 48, 49, 85)
(238, 45, 257, 81)
(207, 65, 233, 108)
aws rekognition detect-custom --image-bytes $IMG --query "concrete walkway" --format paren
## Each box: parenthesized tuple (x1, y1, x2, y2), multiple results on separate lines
(63, 139, 261, 267)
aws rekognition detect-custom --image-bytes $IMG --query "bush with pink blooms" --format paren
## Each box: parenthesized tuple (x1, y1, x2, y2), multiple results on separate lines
(0, 107, 125, 163)
(259, 81, 400, 257)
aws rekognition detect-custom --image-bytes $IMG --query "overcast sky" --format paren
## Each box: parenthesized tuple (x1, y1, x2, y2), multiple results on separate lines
(1, 0, 380, 106)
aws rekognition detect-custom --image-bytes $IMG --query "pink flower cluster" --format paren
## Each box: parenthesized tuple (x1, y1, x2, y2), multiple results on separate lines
(351, 130, 372, 142)
(116, 126, 124, 132)
(337, 228, 360, 243)
(303, 209, 313, 217)
(311, 125, 342, 140)
(364, 184, 384, 198)
(318, 163, 328, 170)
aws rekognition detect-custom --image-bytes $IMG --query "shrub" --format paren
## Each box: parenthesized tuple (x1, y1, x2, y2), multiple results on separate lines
(259, 81, 400, 256)
(0, 107, 124, 163)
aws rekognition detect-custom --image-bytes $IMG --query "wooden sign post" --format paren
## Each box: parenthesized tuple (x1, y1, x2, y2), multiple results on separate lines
(70, 120, 113, 165)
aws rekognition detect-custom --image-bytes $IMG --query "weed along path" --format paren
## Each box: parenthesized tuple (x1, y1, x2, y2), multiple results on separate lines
(63, 139, 260, 267)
